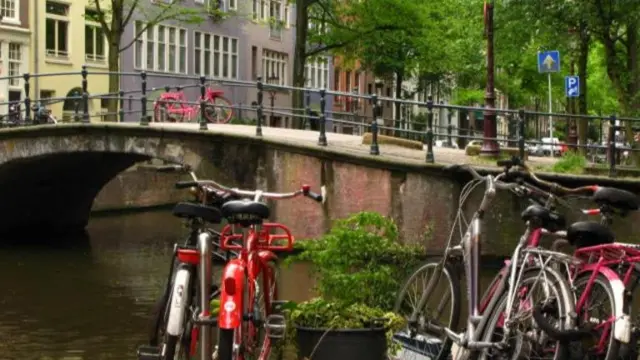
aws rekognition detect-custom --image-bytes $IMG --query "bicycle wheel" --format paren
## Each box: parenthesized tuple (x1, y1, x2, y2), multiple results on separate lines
(393, 261, 461, 360)
(478, 267, 572, 360)
(569, 273, 624, 360)
(204, 96, 233, 124)
(215, 260, 278, 360)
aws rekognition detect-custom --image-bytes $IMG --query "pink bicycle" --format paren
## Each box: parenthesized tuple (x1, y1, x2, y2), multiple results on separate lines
(153, 87, 233, 123)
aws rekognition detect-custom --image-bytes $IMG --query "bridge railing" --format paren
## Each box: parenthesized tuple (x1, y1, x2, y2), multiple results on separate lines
(2, 68, 639, 178)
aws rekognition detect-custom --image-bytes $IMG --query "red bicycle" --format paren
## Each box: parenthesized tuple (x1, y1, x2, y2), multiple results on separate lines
(174, 177, 325, 360)
(153, 86, 234, 124)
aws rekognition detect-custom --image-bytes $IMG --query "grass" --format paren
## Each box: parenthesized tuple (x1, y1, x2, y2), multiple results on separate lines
(550, 152, 587, 174)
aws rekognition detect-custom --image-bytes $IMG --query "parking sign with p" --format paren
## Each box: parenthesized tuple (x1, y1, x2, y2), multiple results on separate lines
(565, 76, 579, 98)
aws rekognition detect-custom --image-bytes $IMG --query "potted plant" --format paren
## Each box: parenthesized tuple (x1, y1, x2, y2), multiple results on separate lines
(285, 212, 423, 359)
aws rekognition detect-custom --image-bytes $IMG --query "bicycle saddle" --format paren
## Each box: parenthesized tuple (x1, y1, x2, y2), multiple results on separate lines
(566, 221, 615, 248)
(521, 204, 566, 232)
(593, 187, 639, 213)
(172, 202, 222, 224)
(221, 199, 270, 226)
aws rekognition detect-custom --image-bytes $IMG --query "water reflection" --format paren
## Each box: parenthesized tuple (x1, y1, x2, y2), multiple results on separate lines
(0, 210, 322, 360)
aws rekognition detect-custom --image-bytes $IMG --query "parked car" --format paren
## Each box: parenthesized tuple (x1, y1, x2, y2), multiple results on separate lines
(540, 137, 562, 156)
(435, 139, 459, 149)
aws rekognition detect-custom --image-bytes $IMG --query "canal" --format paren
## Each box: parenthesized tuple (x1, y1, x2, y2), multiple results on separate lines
(0, 209, 504, 359)
(0, 210, 317, 359)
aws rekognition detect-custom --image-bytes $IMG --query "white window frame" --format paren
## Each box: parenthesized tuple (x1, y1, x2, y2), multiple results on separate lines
(305, 57, 329, 89)
(262, 49, 288, 86)
(0, 0, 20, 25)
(85, 10, 106, 63)
(133, 22, 188, 74)
(45, 1, 70, 59)
(193, 31, 239, 79)
(8, 42, 21, 88)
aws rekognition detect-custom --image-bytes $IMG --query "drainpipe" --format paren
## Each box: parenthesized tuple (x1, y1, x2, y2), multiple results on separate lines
(33, 0, 39, 98)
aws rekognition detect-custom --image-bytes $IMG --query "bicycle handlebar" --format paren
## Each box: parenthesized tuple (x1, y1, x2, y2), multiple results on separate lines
(443, 164, 520, 191)
(176, 179, 326, 203)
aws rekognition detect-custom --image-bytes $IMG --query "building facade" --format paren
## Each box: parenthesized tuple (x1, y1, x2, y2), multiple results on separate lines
(30, 0, 110, 121)
(0, 0, 30, 114)
(120, 0, 297, 125)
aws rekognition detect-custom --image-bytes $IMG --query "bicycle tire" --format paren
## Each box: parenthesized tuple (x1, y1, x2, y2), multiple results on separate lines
(204, 96, 233, 124)
(215, 260, 278, 360)
(477, 267, 573, 360)
(571, 272, 624, 360)
(393, 261, 461, 360)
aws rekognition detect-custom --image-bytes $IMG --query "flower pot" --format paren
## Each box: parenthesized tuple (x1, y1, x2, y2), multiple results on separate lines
(295, 325, 387, 360)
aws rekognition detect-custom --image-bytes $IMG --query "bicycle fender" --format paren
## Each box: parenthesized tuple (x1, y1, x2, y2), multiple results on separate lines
(577, 266, 631, 343)
(218, 259, 245, 329)
(167, 267, 191, 336)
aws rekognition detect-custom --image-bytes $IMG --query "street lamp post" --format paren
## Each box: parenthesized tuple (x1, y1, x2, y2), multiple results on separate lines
(267, 72, 279, 127)
(481, 0, 500, 156)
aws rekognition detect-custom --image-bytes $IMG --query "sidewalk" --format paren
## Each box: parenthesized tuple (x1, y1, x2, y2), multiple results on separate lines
(151, 122, 557, 168)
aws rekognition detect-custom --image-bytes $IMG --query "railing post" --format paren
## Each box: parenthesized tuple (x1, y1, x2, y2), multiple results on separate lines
(370, 94, 380, 155)
(518, 109, 526, 160)
(74, 100, 80, 122)
(23, 73, 31, 124)
(119, 90, 125, 122)
(608, 114, 617, 177)
(140, 71, 149, 125)
(318, 89, 327, 146)
(199, 76, 208, 130)
(305, 90, 311, 130)
(425, 95, 435, 163)
(81, 65, 90, 123)
(256, 76, 263, 136)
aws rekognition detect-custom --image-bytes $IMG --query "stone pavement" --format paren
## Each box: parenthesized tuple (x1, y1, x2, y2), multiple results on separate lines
(150, 122, 557, 168)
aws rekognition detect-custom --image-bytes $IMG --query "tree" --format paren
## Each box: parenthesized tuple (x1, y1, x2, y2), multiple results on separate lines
(291, 0, 410, 128)
(88, 0, 204, 121)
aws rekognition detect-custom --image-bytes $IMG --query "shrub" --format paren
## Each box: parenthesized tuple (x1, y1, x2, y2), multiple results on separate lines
(551, 152, 587, 174)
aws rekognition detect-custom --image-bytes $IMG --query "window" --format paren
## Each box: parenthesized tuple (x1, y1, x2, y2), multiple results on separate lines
(8, 43, 21, 88)
(85, 9, 105, 63)
(304, 58, 329, 89)
(333, 69, 340, 91)
(251, 46, 257, 80)
(354, 71, 361, 92)
(193, 31, 239, 79)
(345, 71, 351, 93)
(252, 0, 258, 19)
(0, 0, 19, 22)
(46, 1, 69, 59)
(269, 0, 282, 39)
(133, 22, 187, 73)
(262, 49, 287, 86)
(257, 0, 289, 26)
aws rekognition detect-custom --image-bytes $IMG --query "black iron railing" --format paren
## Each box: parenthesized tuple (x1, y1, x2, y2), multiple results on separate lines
(1, 68, 638, 178)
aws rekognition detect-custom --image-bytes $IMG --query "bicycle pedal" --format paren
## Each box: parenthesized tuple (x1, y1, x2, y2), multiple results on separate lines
(264, 314, 286, 339)
(137, 345, 161, 360)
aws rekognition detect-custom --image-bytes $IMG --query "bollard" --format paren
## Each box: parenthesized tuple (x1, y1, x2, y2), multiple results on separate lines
(140, 71, 149, 125)
(119, 90, 125, 122)
(199, 76, 208, 130)
(318, 89, 327, 146)
(256, 77, 263, 136)
(81, 65, 90, 123)
(23, 73, 31, 124)
(425, 95, 434, 163)
(518, 109, 526, 160)
(370, 94, 380, 155)
(305, 91, 311, 130)
(608, 114, 617, 177)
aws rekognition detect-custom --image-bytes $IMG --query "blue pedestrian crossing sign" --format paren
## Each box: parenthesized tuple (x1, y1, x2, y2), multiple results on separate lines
(537, 50, 560, 73)
(565, 76, 579, 98)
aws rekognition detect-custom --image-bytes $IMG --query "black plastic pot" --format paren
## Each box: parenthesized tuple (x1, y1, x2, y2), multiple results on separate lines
(295, 325, 387, 360)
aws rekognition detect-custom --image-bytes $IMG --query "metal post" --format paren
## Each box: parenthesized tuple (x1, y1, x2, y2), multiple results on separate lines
(426, 95, 434, 163)
(447, 107, 453, 147)
(548, 72, 553, 139)
(140, 71, 149, 125)
(318, 89, 327, 145)
(305, 91, 311, 130)
(119, 90, 125, 123)
(81, 65, 90, 123)
(199, 76, 208, 130)
(608, 114, 617, 177)
(518, 109, 526, 160)
(370, 94, 380, 155)
(23, 73, 31, 124)
(256, 77, 263, 136)
(74, 100, 80, 122)
(481, 1, 499, 156)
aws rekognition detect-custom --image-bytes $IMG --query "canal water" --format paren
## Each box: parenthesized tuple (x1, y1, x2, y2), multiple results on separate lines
(0, 209, 501, 360)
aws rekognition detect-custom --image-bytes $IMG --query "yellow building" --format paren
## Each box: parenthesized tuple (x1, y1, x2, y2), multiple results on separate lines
(30, 0, 109, 121)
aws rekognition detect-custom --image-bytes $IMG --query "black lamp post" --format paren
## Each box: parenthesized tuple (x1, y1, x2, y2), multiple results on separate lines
(481, 0, 499, 156)
(267, 71, 279, 126)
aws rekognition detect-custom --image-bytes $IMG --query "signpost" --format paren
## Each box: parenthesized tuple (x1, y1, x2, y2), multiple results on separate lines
(565, 76, 579, 98)
(537, 50, 560, 140)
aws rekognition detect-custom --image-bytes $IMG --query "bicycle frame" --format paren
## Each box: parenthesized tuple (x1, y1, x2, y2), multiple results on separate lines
(410, 173, 573, 353)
